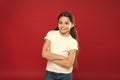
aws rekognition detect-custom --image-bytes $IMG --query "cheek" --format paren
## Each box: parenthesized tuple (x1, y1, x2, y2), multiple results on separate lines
(69, 25, 73, 29)
(65, 25, 72, 30)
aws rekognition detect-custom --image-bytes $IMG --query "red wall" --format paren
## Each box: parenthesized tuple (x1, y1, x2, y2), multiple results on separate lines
(0, 0, 120, 80)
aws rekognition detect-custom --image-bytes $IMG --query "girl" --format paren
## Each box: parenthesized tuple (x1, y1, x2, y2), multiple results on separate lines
(42, 11, 79, 80)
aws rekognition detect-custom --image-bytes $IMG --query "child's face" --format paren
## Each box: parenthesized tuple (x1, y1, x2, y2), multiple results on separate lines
(58, 16, 74, 36)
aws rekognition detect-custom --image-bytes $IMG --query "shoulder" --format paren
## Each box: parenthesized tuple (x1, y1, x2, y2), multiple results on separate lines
(69, 37, 78, 50)
(47, 30, 58, 34)
(69, 37, 78, 47)
(72, 39, 78, 46)
(69, 36, 78, 44)
(44, 30, 58, 40)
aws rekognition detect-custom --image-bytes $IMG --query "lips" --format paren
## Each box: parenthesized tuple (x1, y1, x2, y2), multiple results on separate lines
(60, 27, 66, 30)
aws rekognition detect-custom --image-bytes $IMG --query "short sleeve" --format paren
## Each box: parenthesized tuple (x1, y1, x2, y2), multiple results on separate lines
(44, 30, 54, 41)
(69, 40, 78, 50)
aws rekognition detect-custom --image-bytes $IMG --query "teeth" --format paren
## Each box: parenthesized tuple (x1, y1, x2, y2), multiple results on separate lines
(61, 28, 65, 30)
(61, 29, 65, 30)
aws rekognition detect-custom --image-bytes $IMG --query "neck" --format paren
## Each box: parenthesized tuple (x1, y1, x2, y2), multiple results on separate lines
(59, 31, 70, 37)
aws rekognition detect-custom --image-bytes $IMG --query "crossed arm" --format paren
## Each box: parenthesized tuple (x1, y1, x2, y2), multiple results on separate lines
(42, 39, 77, 68)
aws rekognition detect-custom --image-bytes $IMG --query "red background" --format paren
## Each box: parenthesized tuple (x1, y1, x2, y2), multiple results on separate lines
(0, 0, 120, 80)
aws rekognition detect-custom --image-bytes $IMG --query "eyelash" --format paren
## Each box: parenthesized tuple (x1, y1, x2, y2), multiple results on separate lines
(59, 22, 69, 25)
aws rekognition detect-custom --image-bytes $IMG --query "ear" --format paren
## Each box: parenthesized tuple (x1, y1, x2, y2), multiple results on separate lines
(72, 23, 74, 28)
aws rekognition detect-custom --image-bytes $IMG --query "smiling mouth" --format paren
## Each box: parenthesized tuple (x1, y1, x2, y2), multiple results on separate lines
(60, 28, 66, 30)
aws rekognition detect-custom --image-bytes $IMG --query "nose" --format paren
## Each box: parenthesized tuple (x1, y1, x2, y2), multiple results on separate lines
(60, 23, 65, 28)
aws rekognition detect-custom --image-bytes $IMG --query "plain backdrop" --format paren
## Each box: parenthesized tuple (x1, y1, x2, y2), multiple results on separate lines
(0, 0, 120, 80)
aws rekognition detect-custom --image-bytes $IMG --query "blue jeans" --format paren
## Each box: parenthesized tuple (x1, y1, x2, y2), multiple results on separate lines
(45, 71, 72, 80)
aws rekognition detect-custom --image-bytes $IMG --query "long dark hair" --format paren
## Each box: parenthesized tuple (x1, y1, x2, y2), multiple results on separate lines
(55, 11, 79, 68)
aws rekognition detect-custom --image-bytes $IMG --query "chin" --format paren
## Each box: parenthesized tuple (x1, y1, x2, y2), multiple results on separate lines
(60, 30, 67, 34)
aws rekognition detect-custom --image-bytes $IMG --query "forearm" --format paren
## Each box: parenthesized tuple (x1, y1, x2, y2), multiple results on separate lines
(42, 39, 66, 61)
(52, 50, 77, 68)
(52, 59, 71, 68)
(42, 51, 66, 61)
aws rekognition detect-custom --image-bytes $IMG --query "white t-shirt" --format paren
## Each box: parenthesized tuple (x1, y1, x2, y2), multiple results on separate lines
(44, 30, 78, 74)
